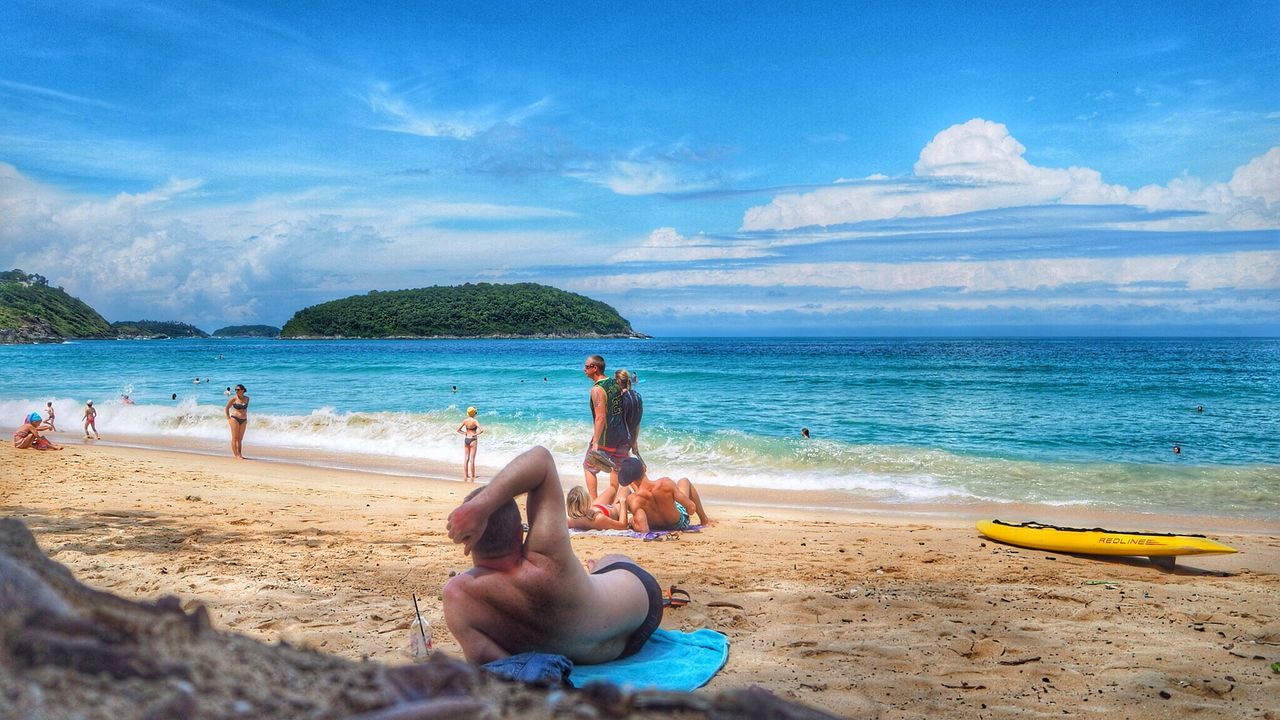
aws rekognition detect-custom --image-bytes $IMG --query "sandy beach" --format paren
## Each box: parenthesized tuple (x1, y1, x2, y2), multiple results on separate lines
(3, 441, 1277, 719)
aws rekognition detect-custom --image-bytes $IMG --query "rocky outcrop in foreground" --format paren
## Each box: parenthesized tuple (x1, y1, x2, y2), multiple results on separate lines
(0, 519, 840, 720)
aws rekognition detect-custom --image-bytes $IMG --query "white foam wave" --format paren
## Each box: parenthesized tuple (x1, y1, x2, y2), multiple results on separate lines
(7, 398, 1269, 514)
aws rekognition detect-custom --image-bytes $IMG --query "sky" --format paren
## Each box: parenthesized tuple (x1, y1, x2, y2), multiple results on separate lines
(1, 1, 1277, 336)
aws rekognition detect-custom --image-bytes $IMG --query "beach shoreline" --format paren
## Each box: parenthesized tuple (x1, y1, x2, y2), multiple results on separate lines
(35, 431, 1280, 536)
(4, 441, 1278, 718)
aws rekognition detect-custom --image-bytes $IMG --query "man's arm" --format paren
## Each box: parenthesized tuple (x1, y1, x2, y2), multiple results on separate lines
(626, 494, 650, 533)
(446, 446, 573, 560)
(442, 576, 511, 664)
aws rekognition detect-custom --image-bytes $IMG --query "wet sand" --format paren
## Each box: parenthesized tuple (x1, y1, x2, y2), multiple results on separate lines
(3, 442, 1277, 718)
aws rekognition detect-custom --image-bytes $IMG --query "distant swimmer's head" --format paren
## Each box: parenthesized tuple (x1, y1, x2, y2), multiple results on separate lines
(467, 406, 477, 417)
(566, 486, 590, 518)
(619, 457, 646, 486)
(27, 413, 41, 424)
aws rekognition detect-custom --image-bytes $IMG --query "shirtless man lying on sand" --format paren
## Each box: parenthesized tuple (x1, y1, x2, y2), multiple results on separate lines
(443, 446, 664, 664)
(618, 457, 713, 533)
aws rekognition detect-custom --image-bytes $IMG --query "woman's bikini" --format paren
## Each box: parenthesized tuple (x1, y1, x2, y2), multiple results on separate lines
(231, 401, 248, 424)
(592, 503, 615, 520)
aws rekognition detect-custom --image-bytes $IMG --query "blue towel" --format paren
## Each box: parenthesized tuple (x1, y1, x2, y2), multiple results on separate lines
(569, 628, 729, 692)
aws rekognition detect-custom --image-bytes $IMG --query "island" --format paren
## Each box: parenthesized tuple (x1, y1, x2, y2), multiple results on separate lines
(111, 320, 210, 339)
(0, 269, 113, 343)
(280, 283, 645, 339)
(213, 324, 281, 338)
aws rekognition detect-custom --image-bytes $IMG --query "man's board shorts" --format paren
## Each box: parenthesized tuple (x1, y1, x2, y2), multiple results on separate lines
(671, 501, 691, 531)
(583, 443, 631, 474)
(590, 561, 663, 658)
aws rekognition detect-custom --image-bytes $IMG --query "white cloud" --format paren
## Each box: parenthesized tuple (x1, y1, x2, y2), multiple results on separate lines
(1227, 147, 1280, 207)
(0, 163, 596, 325)
(741, 118, 1280, 231)
(607, 227, 774, 263)
(365, 84, 550, 140)
(571, 251, 1280, 295)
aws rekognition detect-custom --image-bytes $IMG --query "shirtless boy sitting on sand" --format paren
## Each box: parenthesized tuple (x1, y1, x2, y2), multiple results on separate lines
(618, 458, 713, 533)
(443, 446, 664, 665)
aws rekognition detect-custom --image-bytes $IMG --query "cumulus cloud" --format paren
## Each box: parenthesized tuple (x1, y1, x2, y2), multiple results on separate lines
(741, 118, 1280, 231)
(0, 163, 595, 327)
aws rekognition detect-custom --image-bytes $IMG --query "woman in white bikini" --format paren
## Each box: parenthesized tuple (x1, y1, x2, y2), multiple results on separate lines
(456, 406, 484, 482)
(224, 384, 249, 459)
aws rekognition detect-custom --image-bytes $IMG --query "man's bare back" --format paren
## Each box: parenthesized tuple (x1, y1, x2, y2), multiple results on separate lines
(443, 447, 664, 664)
(620, 462, 713, 533)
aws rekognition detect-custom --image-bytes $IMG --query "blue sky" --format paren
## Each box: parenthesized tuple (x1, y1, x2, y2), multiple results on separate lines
(1, 1, 1277, 335)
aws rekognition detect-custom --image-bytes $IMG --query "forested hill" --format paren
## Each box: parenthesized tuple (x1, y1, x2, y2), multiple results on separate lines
(111, 320, 210, 338)
(0, 270, 113, 343)
(280, 283, 644, 339)
(213, 325, 281, 338)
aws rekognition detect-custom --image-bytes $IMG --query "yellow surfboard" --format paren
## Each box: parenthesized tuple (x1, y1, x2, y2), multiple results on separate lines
(977, 519, 1237, 565)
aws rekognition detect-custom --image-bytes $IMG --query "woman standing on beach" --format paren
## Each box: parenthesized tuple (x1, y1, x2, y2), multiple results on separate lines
(224, 384, 249, 460)
(456, 406, 483, 481)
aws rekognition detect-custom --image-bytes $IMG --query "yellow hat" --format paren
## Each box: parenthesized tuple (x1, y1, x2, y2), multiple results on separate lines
(467, 406, 477, 416)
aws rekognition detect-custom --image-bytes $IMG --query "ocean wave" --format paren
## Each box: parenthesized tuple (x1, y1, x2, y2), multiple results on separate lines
(4, 397, 1275, 517)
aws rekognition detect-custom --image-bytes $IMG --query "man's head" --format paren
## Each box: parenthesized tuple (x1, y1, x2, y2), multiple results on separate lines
(464, 487, 523, 558)
(583, 355, 605, 378)
(619, 457, 646, 486)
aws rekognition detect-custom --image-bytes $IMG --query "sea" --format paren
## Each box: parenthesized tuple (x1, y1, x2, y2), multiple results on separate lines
(2, 337, 1277, 522)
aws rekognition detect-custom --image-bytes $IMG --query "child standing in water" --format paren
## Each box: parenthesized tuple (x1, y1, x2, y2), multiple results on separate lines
(456, 406, 483, 482)
(82, 400, 100, 439)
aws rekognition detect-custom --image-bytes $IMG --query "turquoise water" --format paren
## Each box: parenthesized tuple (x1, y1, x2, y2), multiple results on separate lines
(2, 338, 1277, 520)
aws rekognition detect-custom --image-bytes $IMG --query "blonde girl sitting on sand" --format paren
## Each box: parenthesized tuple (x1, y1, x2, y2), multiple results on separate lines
(565, 485, 630, 531)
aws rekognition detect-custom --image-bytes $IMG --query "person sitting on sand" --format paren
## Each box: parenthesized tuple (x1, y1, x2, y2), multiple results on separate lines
(443, 445, 664, 665)
(618, 458, 712, 533)
(566, 485, 629, 531)
(14, 413, 61, 450)
(83, 400, 100, 439)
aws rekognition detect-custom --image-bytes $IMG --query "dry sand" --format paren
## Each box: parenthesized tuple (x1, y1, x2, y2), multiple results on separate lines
(3, 441, 1278, 719)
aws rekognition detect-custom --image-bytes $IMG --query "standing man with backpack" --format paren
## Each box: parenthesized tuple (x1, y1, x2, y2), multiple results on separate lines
(582, 355, 630, 499)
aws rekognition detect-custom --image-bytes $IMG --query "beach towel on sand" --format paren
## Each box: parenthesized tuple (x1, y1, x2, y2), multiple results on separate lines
(569, 526, 704, 540)
(570, 628, 729, 691)
(482, 629, 730, 691)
